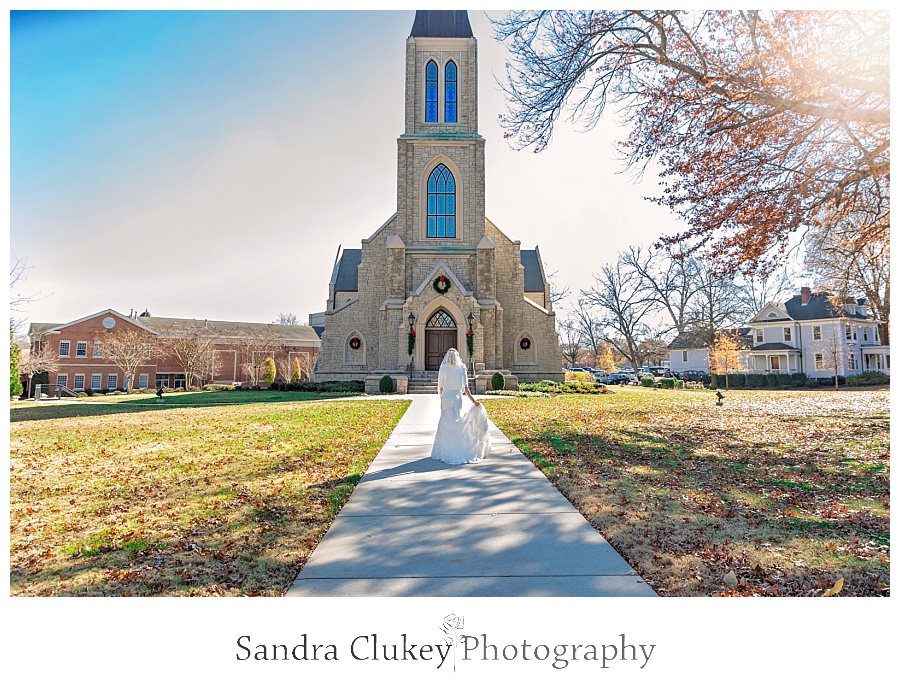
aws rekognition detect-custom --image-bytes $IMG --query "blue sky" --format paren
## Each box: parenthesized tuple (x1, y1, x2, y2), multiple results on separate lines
(9, 8, 685, 330)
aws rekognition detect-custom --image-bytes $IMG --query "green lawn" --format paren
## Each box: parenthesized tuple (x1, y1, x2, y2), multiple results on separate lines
(483, 386, 890, 597)
(10, 397, 409, 596)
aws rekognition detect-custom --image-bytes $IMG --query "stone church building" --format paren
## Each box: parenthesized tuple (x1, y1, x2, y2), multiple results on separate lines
(312, 10, 562, 390)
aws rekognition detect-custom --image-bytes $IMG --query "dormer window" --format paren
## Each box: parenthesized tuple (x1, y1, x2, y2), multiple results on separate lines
(425, 60, 438, 122)
(767, 311, 778, 318)
(444, 61, 457, 122)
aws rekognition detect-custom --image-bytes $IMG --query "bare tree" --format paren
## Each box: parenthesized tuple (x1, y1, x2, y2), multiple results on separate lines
(805, 220, 889, 343)
(274, 312, 301, 326)
(572, 299, 605, 366)
(9, 255, 48, 334)
(637, 334, 672, 368)
(735, 268, 797, 320)
(19, 342, 59, 398)
(98, 327, 155, 392)
(542, 261, 570, 306)
(557, 318, 583, 369)
(687, 258, 746, 344)
(276, 351, 315, 383)
(621, 244, 698, 336)
(236, 326, 285, 386)
(159, 323, 219, 388)
(582, 259, 656, 370)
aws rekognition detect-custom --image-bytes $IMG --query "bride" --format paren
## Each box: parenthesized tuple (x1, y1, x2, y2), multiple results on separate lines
(431, 348, 491, 464)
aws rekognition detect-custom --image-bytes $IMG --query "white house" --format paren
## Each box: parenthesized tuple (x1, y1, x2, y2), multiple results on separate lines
(746, 288, 888, 378)
(667, 328, 752, 374)
(668, 288, 889, 379)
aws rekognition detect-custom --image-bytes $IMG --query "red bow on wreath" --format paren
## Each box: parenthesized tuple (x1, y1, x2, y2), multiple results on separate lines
(410, 328, 416, 337)
(438, 275, 446, 287)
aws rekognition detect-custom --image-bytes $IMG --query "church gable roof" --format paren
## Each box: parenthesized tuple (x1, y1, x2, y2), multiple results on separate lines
(333, 249, 362, 292)
(520, 249, 546, 292)
(410, 10, 473, 38)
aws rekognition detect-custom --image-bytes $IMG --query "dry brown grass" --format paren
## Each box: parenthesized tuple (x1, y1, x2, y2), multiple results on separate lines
(484, 387, 889, 597)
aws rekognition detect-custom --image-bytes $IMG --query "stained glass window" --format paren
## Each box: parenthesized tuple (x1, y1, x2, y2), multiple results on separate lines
(445, 61, 457, 122)
(426, 310, 456, 328)
(427, 164, 456, 238)
(425, 60, 438, 122)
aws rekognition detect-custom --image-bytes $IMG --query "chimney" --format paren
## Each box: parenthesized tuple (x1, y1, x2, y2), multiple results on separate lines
(800, 286, 811, 305)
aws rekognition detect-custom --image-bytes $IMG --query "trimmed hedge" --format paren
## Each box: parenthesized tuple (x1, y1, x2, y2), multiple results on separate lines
(519, 381, 612, 395)
(658, 377, 676, 389)
(491, 371, 505, 391)
(640, 375, 655, 387)
(379, 375, 394, 393)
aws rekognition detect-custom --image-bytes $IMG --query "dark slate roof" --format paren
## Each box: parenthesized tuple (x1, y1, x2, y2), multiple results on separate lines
(668, 331, 712, 350)
(668, 327, 752, 350)
(410, 10, 473, 38)
(521, 249, 546, 292)
(333, 249, 362, 292)
(783, 292, 872, 321)
(750, 342, 800, 351)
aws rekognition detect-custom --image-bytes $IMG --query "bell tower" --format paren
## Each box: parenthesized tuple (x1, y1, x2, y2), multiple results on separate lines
(396, 10, 485, 246)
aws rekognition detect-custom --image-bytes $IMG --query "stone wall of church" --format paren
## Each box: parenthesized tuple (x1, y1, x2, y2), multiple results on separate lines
(484, 219, 563, 381)
(317, 218, 407, 380)
(407, 255, 474, 293)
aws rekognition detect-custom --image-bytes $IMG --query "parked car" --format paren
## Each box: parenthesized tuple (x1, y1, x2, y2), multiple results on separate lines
(680, 370, 706, 382)
(594, 373, 610, 384)
(607, 373, 632, 385)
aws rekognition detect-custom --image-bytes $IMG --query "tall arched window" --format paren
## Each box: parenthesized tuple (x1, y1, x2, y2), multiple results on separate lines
(425, 60, 438, 122)
(427, 164, 456, 238)
(444, 61, 457, 122)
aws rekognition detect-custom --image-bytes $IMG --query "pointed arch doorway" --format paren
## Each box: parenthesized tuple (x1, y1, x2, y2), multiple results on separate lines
(425, 309, 457, 370)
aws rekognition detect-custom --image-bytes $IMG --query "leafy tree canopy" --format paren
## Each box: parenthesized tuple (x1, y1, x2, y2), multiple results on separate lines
(494, 10, 889, 274)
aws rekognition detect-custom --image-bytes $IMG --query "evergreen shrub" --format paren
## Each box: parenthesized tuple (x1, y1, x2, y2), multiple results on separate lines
(491, 371, 505, 391)
(641, 375, 655, 387)
(379, 375, 394, 393)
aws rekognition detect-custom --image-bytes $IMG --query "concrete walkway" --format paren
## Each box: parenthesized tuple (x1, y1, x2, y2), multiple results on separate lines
(287, 395, 656, 597)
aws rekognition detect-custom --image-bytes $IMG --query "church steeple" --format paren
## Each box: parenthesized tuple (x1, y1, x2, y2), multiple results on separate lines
(410, 10, 473, 38)
(397, 10, 484, 245)
(403, 10, 478, 137)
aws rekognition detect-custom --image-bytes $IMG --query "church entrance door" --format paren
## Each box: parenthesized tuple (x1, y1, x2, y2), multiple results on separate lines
(424, 309, 457, 370)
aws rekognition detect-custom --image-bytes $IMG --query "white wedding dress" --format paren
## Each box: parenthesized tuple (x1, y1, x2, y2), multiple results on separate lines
(431, 359, 490, 465)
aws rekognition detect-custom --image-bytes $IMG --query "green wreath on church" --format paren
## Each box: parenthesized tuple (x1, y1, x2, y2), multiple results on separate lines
(432, 275, 451, 295)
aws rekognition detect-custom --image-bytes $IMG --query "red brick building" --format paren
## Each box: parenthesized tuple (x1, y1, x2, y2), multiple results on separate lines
(27, 309, 320, 394)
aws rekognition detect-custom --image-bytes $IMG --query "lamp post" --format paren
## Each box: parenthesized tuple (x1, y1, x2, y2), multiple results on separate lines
(466, 312, 475, 371)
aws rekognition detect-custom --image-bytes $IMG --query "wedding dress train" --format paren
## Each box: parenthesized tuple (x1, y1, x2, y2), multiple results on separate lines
(431, 352, 490, 465)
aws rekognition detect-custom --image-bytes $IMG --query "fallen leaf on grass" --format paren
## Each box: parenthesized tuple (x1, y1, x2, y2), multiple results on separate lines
(822, 578, 844, 597)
